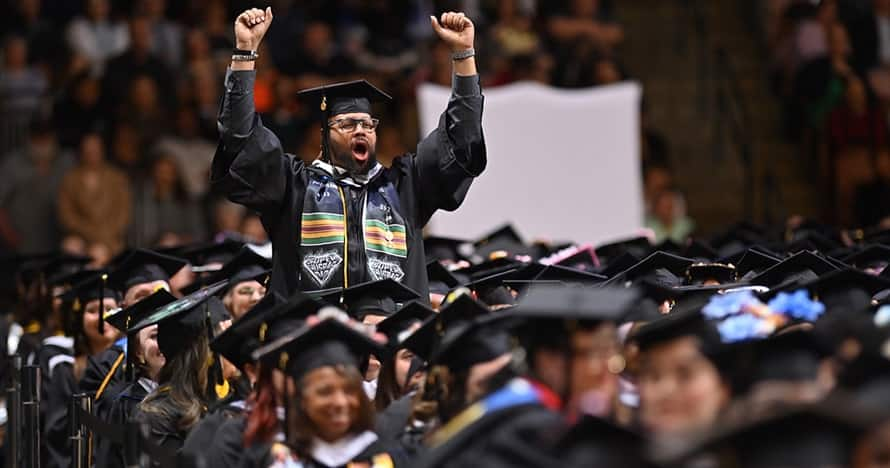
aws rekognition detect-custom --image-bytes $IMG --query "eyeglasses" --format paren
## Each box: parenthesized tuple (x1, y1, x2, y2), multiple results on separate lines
(328, 117, 380, 132)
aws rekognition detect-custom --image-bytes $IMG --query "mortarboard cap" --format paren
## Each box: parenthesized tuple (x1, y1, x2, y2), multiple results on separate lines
(401, 292, 490, 361)
(512, 284, 640, 324)
(597, 252, 640, 278)
(595, 236, 651, 262)
(376, 301, 436, 344)
(685, 262, 737, 285)
(210, 291, 286, 369)
(553, 246, 599, 272)
(61, 272, 121, 306)
(182, 246, 270, 294)
(733, 329, 831, 394)
(179, 240, 245, 272)
(41, 254, 93, 286)
(252, 318, 386, 383)
(473, 224, 532, 259)
(426, 260, 462, 295)
(297, 79, 391, 117)
(105, 288, 176, 334)
(128, 280, 230, 359)
(424, 236, 474, 263)
(108, 248, 188, 292)
(340, 279, 421, 321)
(630, 301, 722, 355)
(748, 251, 838, 288)
(429, 314, 512, 371)
(843, 244, 890, 273)
(734, 248, 782, 278)
(605, 251, 694, 286)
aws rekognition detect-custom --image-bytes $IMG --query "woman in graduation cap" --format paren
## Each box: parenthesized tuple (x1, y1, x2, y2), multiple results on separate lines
(43, 273, 122, 468)
(213, 7, 485, 300)
(131, 282, 231, 453)
(245, 315, 405, 468)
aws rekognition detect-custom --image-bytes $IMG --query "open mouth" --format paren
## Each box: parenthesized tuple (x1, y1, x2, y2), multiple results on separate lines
(351, 140, 369, 162)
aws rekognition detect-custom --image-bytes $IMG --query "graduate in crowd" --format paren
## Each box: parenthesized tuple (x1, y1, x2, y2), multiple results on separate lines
(43, 273, 121, 468)
(212, 6, 486, 298)
(130, 281, 231, 452)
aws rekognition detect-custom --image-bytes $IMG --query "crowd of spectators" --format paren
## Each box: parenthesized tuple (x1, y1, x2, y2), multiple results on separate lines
(0, 0, 682, 262)
(763, 0, 890, 227)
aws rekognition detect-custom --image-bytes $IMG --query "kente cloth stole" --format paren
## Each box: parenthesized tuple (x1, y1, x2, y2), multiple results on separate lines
(299, 170, 409, 290)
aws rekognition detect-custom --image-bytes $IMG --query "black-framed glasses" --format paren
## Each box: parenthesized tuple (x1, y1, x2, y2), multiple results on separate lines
(328, 117, 380, 132)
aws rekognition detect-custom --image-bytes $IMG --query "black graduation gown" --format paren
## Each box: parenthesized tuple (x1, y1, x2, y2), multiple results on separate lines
(212, 69, 486, 299)
(241, 436, 406, 468)
(131, 392, 189, 453)
(93, 378, 152, 468)
(417, 404, 564, 468)
(375, 392, 414, 442)
(42, 361, 77, 468)
(196, 415, 248, 468)
(180, 399, 246, 466)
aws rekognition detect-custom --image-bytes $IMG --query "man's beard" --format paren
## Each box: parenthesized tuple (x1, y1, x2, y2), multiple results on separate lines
(329, 140, 377, 176)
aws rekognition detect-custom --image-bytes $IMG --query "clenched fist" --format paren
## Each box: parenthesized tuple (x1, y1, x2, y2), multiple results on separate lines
(430, 12, 475, 53)
(234, 7, 273, 51)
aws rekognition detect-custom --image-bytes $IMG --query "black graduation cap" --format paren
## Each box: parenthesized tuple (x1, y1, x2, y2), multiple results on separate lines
(424, 236, 474, 263)
(298, 80, 391, 163)
(630, 302, 723, 356)
(843, 244, 890, 272)
(464, 269, 518, 307)
(555, 416, 650, 468)
(513, 263, 607, 284)
(553, 247, 599, 272)
(652, 238, 683, 256)
(428, 314, 512, 371)
(605, 251, 694, 286)
(790, 268, 890, 305)
(61, 272, 121, 306)
(733, 329, 831, 394)
(426, 260, 462, 295)
(401, 292, 491, 361)
(376, 301, 436, 344)
(734, 248, 782, 278)
(41, 254, 93, 286)
(658, 398, 876, 468)
(252, 317, 386, 382)
(748, 251, 838, 288)
(685, 262, 737, 285)
(597, 252, 640, 278)
(339, 279, 421, 321)
(682, 239, 718, 262)
(181, 246, 271, 294)
(594, 236, 651, 262)
(108, 248, 188, 292)
(473, 224, 532, 259)
(49, 268, 100, 289)
(128, 280, 230, 360)
(210, 291, 286, 369)
(178, 240, 245, 272)
(512, 284, 640, 324)
(451, 257, 524, 279)
(105, 289, 176, 333)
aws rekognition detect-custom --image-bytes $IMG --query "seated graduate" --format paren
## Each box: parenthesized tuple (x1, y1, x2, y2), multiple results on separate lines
(373, 301, 435, 414)
(130, 281, 231, 452)
(94, 289, 176, 468)
(417, 285, 639, 468)
(87, 249, 187, 412)
(44, 274, 121, 468)
(181, 245, 271, 320)
(246, 313, 405, 468)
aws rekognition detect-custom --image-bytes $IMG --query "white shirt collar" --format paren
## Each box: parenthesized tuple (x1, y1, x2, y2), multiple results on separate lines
(311, 159, 382, 187)
(310, 431, 378, 467)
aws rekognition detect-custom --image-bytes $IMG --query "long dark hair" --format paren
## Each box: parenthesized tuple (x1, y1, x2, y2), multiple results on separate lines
(374, 355, 402, 411)
(138, 332, 210, 432)
(287, 365, 375, 456)
(243, 364, 280, 447)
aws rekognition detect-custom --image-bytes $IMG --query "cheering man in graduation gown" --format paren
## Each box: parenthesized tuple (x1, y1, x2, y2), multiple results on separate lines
(213, 7, 486, 298)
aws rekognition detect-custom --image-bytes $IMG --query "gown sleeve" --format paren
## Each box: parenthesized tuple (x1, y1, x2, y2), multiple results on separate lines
(42, 362, 77, 468)
(398, 74, 486, 226)
(211, 68, 304, 214)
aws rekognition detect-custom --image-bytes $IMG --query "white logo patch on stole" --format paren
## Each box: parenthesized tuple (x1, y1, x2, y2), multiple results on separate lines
(302, 250, 343, 286)
(368, 257, 405, 282)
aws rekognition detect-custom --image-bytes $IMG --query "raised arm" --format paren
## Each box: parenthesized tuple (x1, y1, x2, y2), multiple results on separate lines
(211, 7, 296, 213)
(410, 12, 487, 225)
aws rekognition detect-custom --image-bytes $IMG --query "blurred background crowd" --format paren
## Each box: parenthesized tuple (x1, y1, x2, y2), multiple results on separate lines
(4, 0, 890, 265)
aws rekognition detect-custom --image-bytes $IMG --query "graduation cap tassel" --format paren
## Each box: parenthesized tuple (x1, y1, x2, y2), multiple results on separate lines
(125, 316, 135, 382)
(98, 273, 107, 334)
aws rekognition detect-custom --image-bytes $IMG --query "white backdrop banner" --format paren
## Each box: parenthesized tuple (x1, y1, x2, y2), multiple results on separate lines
(417, 80, 644, 245)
